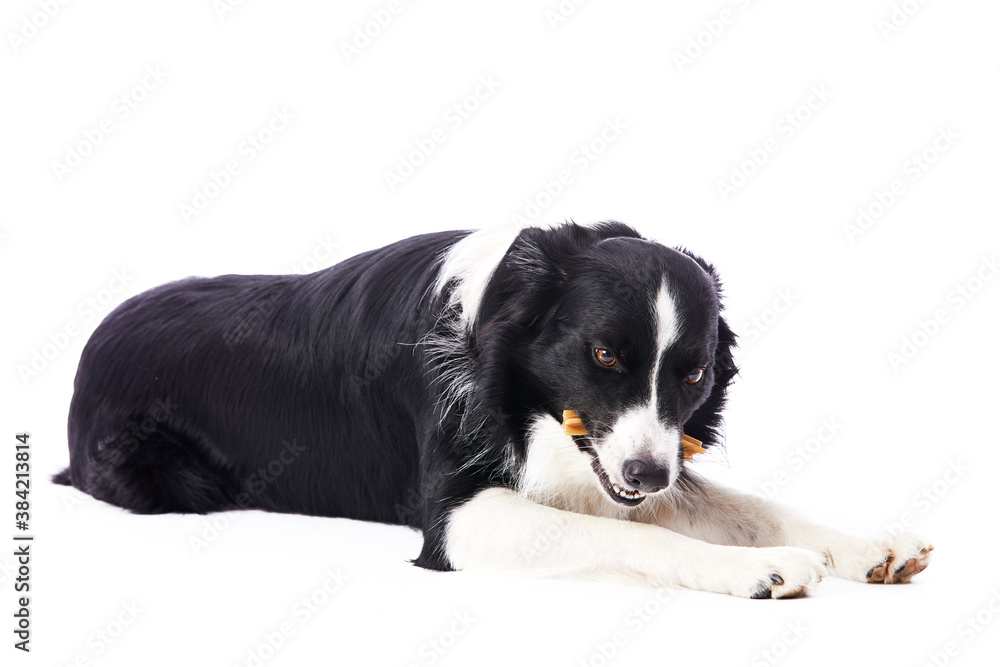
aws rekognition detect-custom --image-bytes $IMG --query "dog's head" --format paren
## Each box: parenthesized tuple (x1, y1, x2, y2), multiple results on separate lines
(469, 222, 737, 507)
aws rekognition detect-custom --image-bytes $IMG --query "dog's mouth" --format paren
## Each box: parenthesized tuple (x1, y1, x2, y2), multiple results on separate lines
(589, 456, 646, 507)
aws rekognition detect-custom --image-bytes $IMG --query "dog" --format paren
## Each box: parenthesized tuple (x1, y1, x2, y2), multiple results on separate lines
(55, 221, 932, 598)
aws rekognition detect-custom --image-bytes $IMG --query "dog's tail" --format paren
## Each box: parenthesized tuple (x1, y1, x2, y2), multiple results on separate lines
(52, 467, 72, 486)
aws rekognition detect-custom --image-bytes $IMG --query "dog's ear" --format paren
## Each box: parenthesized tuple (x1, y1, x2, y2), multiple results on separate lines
(674, 248, 739, 448)
(469, 222, 644, 429)
(683, 312, 738, 448)
(513, 220, 640, 262)
(490, 221, 642, 330)
(712, 313, 739, 391)
(506, 223, 616, 283)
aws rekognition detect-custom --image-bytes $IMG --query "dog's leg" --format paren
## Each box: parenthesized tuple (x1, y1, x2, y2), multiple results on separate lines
(657, 482, 933, 584)
(444, 487, 827, 598)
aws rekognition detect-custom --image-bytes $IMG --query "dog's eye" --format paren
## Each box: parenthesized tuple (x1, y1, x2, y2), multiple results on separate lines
(685, 368, 704, 384)
(594, 348, 617, 367)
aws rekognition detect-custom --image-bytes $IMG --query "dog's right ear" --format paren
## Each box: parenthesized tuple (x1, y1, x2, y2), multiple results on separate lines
(488, 222, 642, 330)
(508, 221, 642, 280)
(505, 224, 589, 286)
(473, 225, 574, 332)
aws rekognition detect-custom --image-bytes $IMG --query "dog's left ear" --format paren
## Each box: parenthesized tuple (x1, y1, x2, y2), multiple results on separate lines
(675, 248, 739, 448)
(710, 313, 738, 394)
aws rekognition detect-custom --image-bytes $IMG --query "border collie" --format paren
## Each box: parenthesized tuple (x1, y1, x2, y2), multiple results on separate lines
(55, 222, 931, 598)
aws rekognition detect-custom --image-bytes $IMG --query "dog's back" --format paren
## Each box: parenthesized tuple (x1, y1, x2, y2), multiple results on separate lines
(57, 230, 466, 524)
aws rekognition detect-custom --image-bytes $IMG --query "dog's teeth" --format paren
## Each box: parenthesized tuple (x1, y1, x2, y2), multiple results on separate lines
(609, 482, 644, 501)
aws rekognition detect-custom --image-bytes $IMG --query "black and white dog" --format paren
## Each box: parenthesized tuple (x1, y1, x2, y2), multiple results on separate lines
(56, 222, 931, 598)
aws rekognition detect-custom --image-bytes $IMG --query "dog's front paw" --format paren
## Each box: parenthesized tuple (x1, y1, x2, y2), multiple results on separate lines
(749, 547, 829, 599)
(706, 546, 828, 599)
(830, 532, 933, 584)
(863, 533, 933, 584)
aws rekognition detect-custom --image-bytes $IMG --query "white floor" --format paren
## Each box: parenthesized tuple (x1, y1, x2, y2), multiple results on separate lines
(30, 458, 990, 667)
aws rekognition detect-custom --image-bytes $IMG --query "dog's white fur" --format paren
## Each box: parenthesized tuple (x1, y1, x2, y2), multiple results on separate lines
(435, 224, 523, 331)
(437, 227, 932, 598)
(451, 418, 931, 597)
(599, 407, 682, 494)
(589, 280, 685, 491)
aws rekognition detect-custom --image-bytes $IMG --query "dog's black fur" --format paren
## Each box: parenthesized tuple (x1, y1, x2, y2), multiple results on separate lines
(56, 222, 736, 570)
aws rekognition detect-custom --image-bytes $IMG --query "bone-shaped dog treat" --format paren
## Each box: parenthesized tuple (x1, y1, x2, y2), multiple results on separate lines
(680, 433, 706, 461)
(562, 410, 706, 460)
(561, 409, 588, 436)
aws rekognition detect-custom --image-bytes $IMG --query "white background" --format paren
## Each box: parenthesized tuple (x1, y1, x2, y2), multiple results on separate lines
(2, 1, 999, 665)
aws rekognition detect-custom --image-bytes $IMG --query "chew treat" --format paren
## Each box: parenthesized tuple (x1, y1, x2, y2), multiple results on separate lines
(562, 410, 587, 436)
(563, 409, 706, 460)
(681, 433, 706, 461)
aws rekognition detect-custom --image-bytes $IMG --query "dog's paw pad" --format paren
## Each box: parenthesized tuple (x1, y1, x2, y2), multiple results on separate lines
(866, 558, 890, 581)
(751, 573, 786, 599)
(865, 540, 933, 584)
(745, 549, 826, 599)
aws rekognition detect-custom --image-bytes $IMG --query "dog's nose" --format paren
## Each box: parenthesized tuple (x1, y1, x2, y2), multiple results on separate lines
(622, 459, 670, 493)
